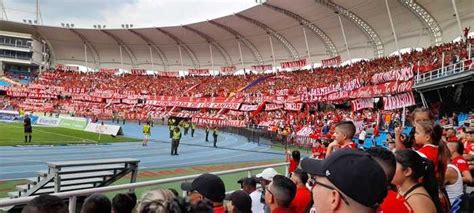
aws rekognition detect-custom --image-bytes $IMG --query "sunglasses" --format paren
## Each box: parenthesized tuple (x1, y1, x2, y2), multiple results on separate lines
(309, 178, 350, 206)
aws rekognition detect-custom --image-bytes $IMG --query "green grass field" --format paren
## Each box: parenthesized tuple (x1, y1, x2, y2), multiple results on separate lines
(0, 122, 140, 146)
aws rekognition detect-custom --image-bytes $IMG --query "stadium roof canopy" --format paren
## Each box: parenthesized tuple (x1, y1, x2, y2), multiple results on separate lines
(0, 0, 472, 71)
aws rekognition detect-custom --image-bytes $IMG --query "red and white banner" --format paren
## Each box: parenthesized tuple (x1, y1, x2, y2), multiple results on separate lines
(281, 59, 306, 69)
(371, 66, 414, 84)
(131, 69, 146, 75)
(146, 96, 242, 110)
(297, 126, 314, 137)
(383, 92, 416, 110)
(284, 103, 303, 111)
(188, 69, 210, 76)
(251, 64, 273, 71)
(307, 78, 361, 97)
(156, 71, 179, 77)
(321, 56, 341, 67)
(265, 104, 284, 111)
(220, 66, 236, 75)
(99, 68, 118, 75)
(240, 104, 258, 111)
(302, 80, 414, 102)
(56, 64, 79, 72)
(351, 98, 374, 111)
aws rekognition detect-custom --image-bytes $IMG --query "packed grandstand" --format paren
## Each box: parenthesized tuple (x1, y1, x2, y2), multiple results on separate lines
(0, 0, 474, 212)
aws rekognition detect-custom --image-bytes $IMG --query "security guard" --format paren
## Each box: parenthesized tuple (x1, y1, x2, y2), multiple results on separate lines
(212, 127, 218, 148)
(171, 126, 182, 155)
(205, 125, 210, 142)
(183, 120, 190, 135)
(191, 122, 196, 137)
(142, 121, 151, 146)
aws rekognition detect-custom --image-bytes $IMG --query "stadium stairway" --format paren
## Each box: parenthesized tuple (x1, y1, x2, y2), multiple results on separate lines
(5, 158, 139, 200)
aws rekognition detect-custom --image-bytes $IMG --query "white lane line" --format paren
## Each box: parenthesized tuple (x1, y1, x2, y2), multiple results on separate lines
(0, 122, 96, 142)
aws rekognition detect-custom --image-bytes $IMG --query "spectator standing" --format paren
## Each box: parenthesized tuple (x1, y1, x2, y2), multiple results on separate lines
(289, 168, 312, 213)
(326, 121, 357, 156)
(447, 141, 473, 183)
(181, 173, 226, 213)
(301, 149, 388, 213)
(22, 194, 68, 213)
(81, 193, 112, 213)
(225, 190, 252, 213)
(239, 177, 264, 213)
(391, 150, 440, 213)
(264, 175, 296, 213)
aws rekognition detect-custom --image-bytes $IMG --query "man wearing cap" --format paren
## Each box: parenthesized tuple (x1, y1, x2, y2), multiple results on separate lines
(225, 190, 252, 213)
(326, 121, 357, 156)
(238, 177, 263, 213)
(256, 168, 278, 213)
(181, 173, 226, 213)
(264, 175, 296, 213)
(301, 149, 388, 213)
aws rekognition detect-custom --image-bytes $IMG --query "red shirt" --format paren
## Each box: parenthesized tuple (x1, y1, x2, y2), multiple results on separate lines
(288, 158, 298, 174)
(452, 155, 469, 173)
(272, 207, 292, 213)
(464, 141, 474, 155)
(379, 190, 414, 213)
(311, 147, 326, 159)
(290, 186, 312, 213)
(418, 144, 439, 168)
(213, 206, 225, 213)
(447, 136, 459, 142)
(340, 142, 357, 149)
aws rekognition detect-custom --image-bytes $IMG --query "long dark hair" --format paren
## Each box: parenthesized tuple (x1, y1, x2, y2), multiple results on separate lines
(395, 150, 442, 213)
(416, 121, 448, 187)
(291, 150, 301, 162)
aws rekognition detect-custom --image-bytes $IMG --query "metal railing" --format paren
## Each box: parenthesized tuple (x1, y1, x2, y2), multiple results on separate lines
(415, 59, 472, 84)
(0, 162, 289, 212)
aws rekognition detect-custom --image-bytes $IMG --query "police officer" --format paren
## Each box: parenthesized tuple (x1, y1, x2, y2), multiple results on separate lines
(171, 126, 182, 155)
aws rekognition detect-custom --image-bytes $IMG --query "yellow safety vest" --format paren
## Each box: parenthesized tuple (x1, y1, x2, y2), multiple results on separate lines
(172, 130, 182, 140)
(143, 125, 151, 134)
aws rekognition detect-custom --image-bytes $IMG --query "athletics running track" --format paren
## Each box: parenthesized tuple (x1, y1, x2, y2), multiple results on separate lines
(0, 121, 284, 180)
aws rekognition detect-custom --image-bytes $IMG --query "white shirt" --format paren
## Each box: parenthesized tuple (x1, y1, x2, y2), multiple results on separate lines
(358, 130, 367, 140)
(446, 164, 463, 204)
(250, 190, 264, 213)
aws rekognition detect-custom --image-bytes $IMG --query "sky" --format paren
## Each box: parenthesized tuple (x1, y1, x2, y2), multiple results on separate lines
(2, 0, 260, 28)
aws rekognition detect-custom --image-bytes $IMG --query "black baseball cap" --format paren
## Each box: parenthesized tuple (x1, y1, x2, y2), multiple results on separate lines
(181, 173, 226, 203)
(237, 177, 257, 187)
(225, 190, 252, 212)
(301, 149, 387, 208)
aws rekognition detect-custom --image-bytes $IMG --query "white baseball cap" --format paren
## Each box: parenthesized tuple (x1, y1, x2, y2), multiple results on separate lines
(256, 168, 278, 181)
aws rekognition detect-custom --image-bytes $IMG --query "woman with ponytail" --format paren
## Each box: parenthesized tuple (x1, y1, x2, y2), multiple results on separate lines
(414, 121, 449, 187)
(392, 149, 440, 213)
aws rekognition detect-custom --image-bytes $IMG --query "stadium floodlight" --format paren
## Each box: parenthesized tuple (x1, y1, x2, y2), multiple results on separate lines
(71, 24, 74, 28)
(34, 20, 37, 24)
(103, 25, 106, 29)
(121, 24, 125, 28)
(126, 24, 129, 28)
(66, 23, 70, 28)
(23, 19, 27, 23)
(130, 24, 133, 28)
(61, 23, 65, 27)
(28, 20, 32, 24)
(98, 25, 101, 29)
(93, 25, 96, 28)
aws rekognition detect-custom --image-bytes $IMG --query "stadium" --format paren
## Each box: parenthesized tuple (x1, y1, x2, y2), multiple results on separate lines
(0, 0, 473, 212)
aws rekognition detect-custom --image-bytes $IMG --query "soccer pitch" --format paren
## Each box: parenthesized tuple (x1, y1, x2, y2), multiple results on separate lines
(0, 122, 140, 146)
